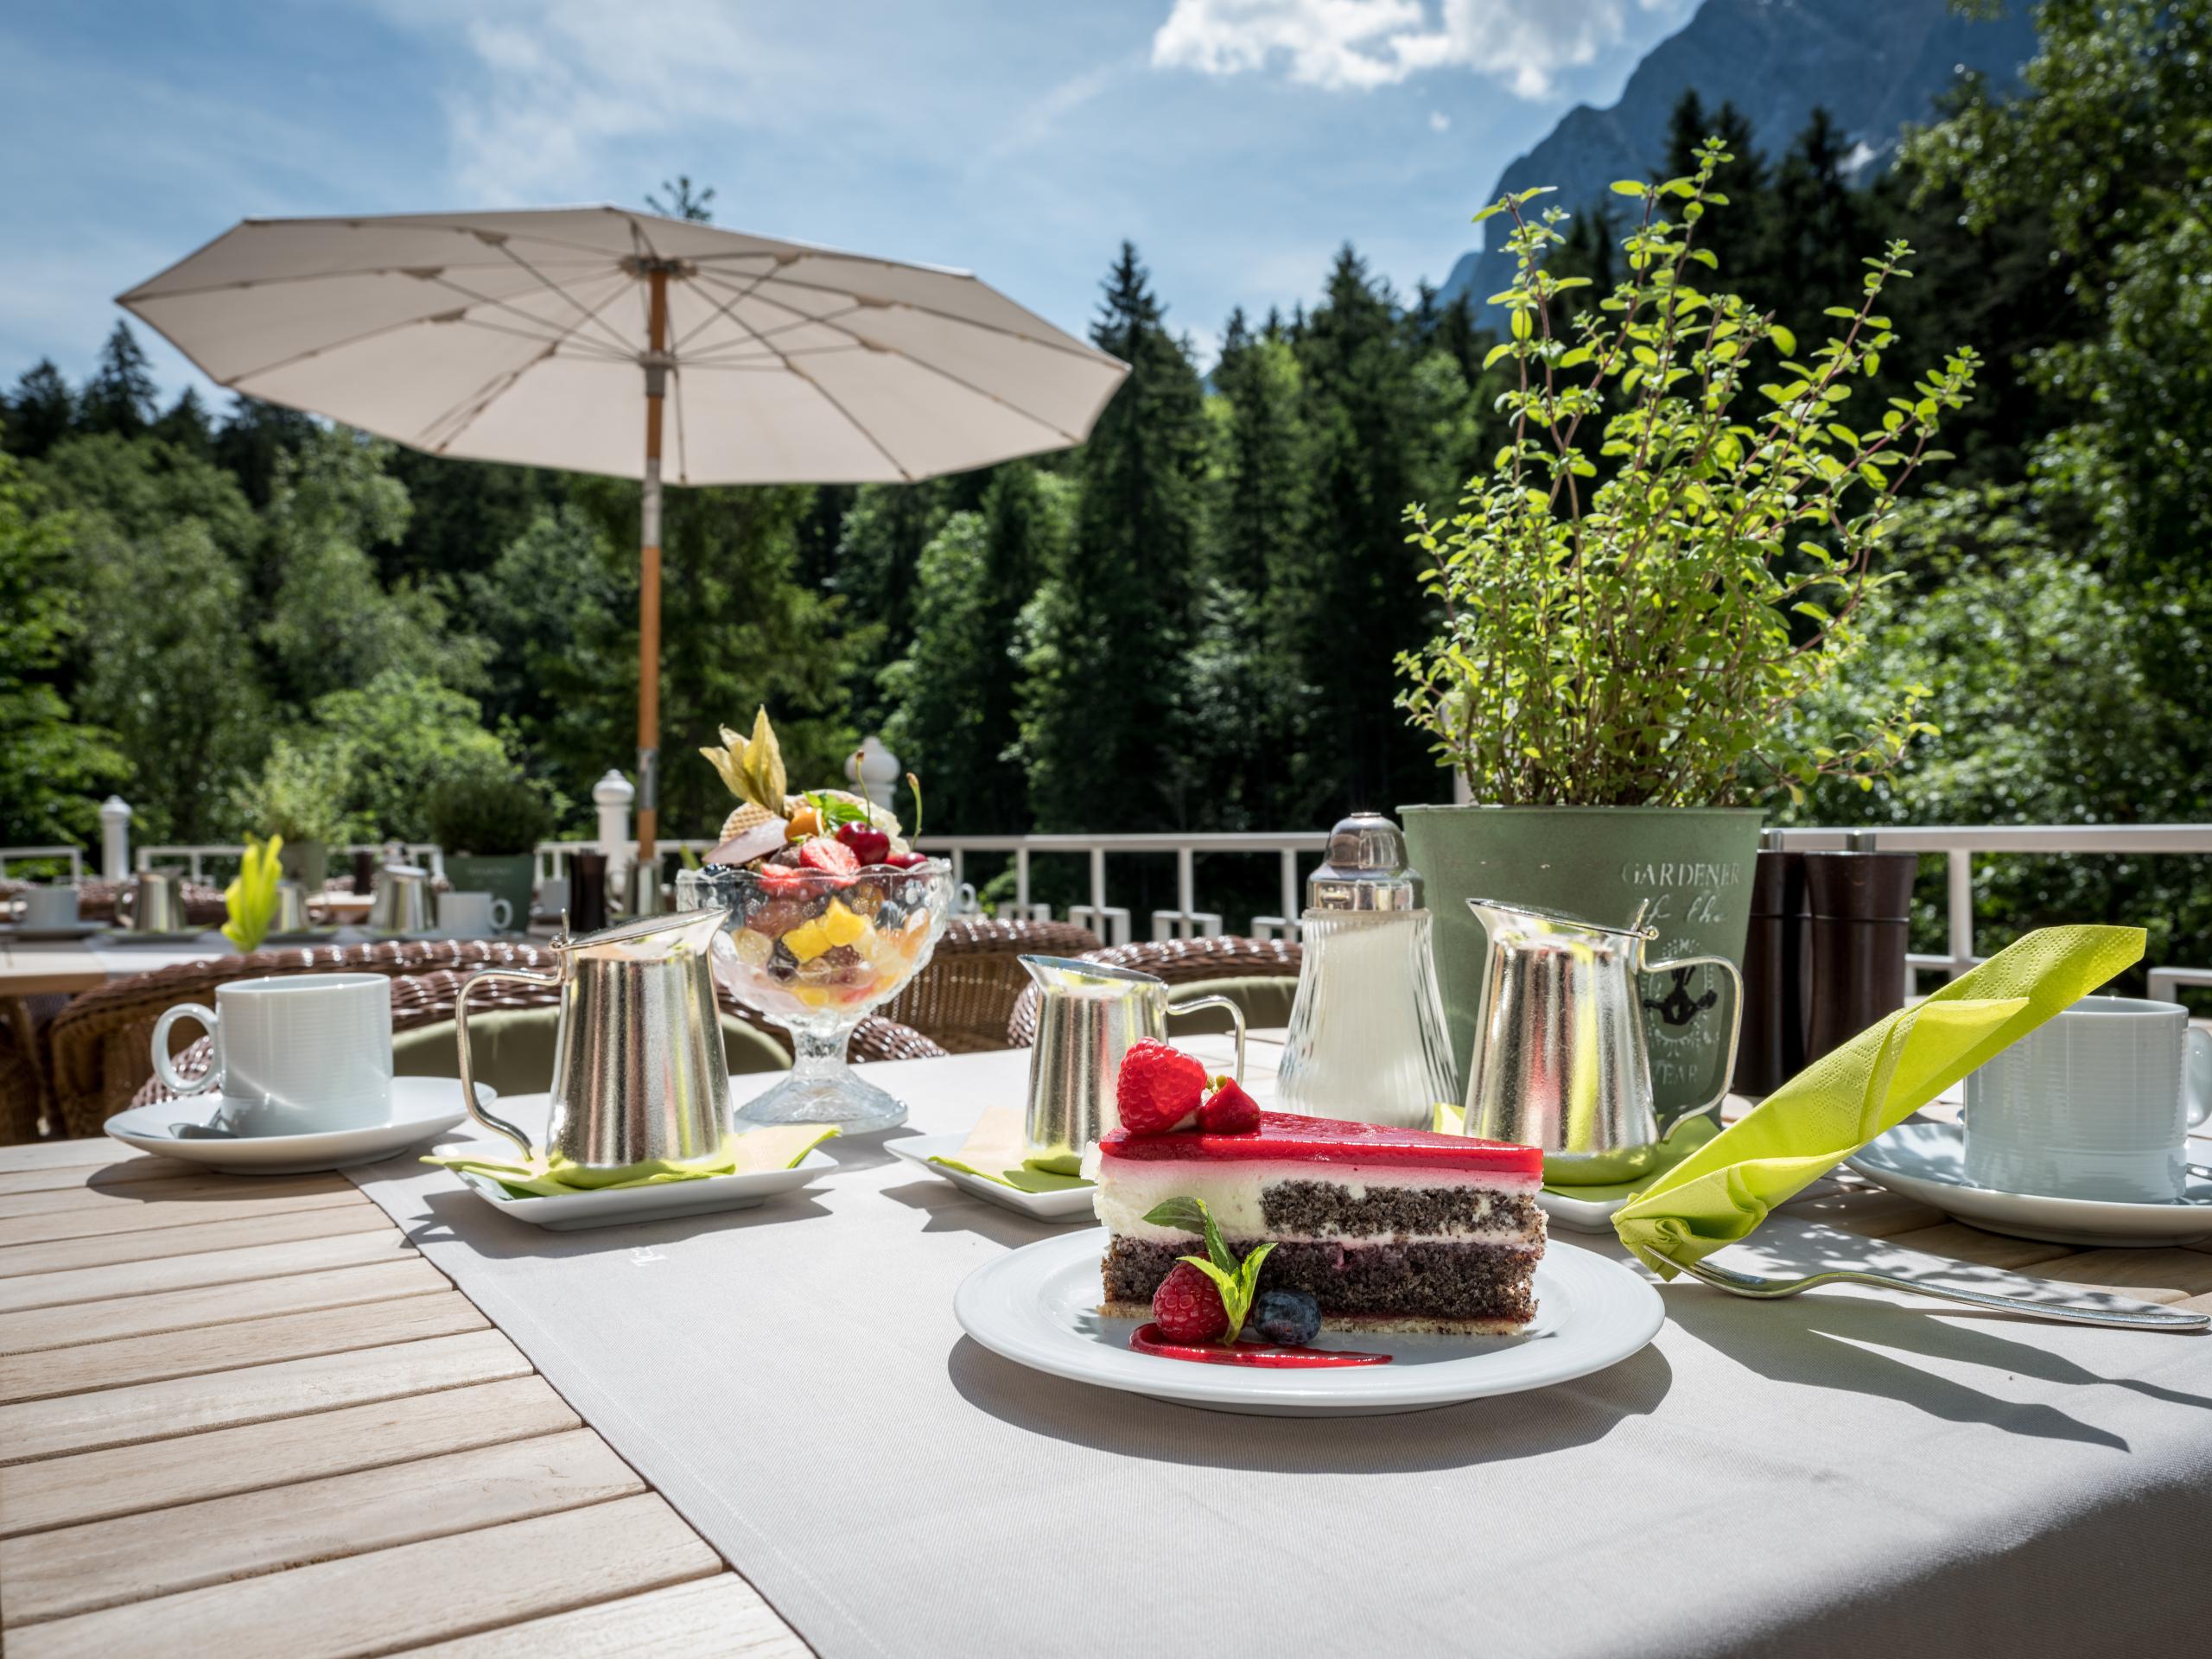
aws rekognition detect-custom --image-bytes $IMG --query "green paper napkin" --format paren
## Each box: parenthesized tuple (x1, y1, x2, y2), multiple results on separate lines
(1430, 1102, 1720, 1200)
(1613, 923, 2144, 1276)
(425, 1123, 838, 1200)
(929, 1106, 1091, 1193)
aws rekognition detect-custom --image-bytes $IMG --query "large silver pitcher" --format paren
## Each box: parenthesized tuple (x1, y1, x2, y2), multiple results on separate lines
(1462, 897, 1744, 1185)
(1020, 956, 1246, 1171)
(453, 908, 731, 1171)
(117, 868, 188, 933)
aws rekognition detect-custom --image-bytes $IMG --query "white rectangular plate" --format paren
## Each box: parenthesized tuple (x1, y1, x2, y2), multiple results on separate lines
(455, 1147, 836, 1230)
(887, 1133, 1098, 1223)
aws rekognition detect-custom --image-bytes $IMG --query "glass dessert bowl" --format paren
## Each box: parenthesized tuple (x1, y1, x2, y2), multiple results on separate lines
(678, 857, 953, 1131)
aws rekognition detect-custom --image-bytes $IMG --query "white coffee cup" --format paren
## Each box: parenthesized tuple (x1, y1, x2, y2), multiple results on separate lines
(150, 974, 394, 1136)
(16, 887, 79, 930)
(436, 889, 512, 935)
(1964, 995, 2212, 1203)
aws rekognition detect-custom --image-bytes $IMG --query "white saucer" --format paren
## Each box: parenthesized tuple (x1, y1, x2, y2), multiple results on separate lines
(451, 1147, 836, 1230)
(1847, 1120, 2212, 1248)
(102, 929, 216, 945)
(954, 1228, 1662, 1417)
(0, 921, 107, 942)
(105, 1076, 487, 1175)
(1536, 1188, 1632, 1235)
(887, 1133, 1098, 1223)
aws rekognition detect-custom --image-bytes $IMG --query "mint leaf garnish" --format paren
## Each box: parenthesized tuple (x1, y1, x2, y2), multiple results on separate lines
(1147, 1195, 1274, 1342)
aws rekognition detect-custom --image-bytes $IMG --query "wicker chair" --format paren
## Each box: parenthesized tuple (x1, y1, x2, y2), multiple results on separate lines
(880, 918, 1102, 1053)
(56, 938, 950, 1137)
(1006, 935, 1303, 1046)
(1, 994, 67, 1144)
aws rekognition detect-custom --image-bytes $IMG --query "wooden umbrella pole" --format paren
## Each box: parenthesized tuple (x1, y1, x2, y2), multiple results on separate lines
(638, 265, 670, 868)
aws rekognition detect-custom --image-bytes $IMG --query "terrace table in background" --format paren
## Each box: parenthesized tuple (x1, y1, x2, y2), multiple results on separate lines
(3, 1046, 2210, 1656)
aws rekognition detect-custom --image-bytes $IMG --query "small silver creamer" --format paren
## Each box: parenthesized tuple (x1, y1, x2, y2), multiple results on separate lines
(453, 908, 731, 1171)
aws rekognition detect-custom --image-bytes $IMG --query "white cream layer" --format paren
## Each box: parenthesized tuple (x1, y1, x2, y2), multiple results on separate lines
(1094, 1156, 1541, 1246)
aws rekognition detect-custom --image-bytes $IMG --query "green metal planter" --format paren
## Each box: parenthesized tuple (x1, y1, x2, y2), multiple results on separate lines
(1399, 804, 1764, 1122)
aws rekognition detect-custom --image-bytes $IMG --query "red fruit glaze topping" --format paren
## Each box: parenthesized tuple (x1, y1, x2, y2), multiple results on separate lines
(1129, 1324, 1393, 1368)
(1149, 1261, 1229, 1343)
(836, 823, 892, 866)
(798, 837, 859, 876)
(1116, 1039, 1209, 1135)
(1100, 1110, 1541, 1176)
(1196, 1076, 1261, 1134)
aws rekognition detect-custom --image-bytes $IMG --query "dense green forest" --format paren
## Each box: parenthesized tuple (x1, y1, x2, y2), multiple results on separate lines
(2, 0, 2204, 947)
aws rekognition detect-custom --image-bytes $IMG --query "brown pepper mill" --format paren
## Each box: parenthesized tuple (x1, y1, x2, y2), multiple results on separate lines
(569, 852, 609, 934)
(1801, 836, 1920, 1067)
(1732, 839, 1807, 1096)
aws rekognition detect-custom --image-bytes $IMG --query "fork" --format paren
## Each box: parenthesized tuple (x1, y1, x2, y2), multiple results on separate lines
(1662, 1251, 2209, 1332)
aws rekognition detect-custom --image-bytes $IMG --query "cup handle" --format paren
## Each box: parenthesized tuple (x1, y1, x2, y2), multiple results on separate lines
(151, 1003, 220, 1097)
(1166, 995, 1247, 1084)
(489, 896, 513, 931)
(454, 966, 558, 1158)
(2184, 1028, 2212, 1131)
(1643, 951, 1746, 1127)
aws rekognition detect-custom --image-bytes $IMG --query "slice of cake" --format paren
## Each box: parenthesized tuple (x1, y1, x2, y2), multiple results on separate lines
(1095, 1109, 1546, 1334)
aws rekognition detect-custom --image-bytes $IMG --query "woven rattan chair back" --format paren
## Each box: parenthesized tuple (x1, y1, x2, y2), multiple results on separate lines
(880, 918, 1102, 1053)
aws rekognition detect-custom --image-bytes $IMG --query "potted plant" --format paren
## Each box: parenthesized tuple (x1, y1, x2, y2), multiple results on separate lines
(426, 759, 556, 932)
(235, 738, 353, 895)
(1396, 140, 1974, 1114)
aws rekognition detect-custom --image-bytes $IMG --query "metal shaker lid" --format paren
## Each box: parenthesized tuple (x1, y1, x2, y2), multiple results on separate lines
(1306, 811, 1423, 911)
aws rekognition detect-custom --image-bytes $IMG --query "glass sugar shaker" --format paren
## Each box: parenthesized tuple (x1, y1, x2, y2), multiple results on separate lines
(1274, 811, 1459, 1128)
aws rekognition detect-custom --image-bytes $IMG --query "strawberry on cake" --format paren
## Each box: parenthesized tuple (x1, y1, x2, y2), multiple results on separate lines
(1093, 1041, 1545, 1336)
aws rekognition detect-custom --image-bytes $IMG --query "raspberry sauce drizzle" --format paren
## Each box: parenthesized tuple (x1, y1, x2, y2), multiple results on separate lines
(1129, 1322, 1393, 1368)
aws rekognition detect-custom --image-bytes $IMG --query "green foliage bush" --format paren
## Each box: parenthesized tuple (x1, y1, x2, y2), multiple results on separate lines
(424, 760, 556, 857)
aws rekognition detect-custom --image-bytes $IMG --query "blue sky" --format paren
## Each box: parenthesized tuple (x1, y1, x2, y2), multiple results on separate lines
(1, 1, 1698, 401)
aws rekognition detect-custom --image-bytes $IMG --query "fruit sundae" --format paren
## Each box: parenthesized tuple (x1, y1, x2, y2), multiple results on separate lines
(688, 709, 952, 1024)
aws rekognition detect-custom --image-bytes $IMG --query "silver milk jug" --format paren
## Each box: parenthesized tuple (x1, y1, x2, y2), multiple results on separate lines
(118, 868, 188, 933)
(1462, 897, 1744, 1185)
(1275, 811, 1456, 1128)
(1019, 956, 1246, 1172)
(367, 864, 434, 934)
(454, 908, 731, 1171)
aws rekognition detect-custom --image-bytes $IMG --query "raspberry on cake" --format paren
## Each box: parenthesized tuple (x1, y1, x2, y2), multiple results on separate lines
(1095, 1112, 1545, 1334)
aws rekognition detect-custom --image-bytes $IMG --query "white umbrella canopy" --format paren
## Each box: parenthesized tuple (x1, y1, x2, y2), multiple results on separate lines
(118, 207, 1128, 854)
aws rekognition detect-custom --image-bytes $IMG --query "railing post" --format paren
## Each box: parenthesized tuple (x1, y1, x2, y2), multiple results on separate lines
(1280, 850, 1299, 933)
(594, 770, 635, 894)
(1090, 848, 1106, 919)
(99, 797, 132, 880)
(1015, 846, 1031, 913)
(1947, 849, 1974, 980)
(1176, 847, 1195, 939)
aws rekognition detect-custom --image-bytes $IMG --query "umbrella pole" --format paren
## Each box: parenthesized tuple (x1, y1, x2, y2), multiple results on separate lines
(638, 267, 671, 870)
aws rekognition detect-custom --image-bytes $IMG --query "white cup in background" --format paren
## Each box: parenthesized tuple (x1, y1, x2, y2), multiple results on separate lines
(16, 887, 79, 930)
(150, 974, 394, 1136)
(1964, 995, 2212, 1203)
(436, 890, 513, 935)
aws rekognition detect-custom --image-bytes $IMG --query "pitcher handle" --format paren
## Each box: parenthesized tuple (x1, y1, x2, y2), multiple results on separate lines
(1643, 951, 1745, 1125)
(454, 965, 557, 1158)
(1166, 995, 1247, 1084)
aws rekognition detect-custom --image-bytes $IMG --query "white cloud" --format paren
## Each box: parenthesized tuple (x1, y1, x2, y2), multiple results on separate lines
(1151, 0, 1684, 99)
(1428, 109, 1450, 131)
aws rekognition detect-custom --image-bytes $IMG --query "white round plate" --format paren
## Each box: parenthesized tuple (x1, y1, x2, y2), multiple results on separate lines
(954, 1228, 1662, 1417)
(104, 1076, 489, 1175)
(887, 1133, 1098, 1223)
(1848, 1120, 2212, 1247)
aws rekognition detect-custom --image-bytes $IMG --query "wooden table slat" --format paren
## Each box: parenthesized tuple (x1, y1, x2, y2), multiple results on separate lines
(0, 1202, 394, 1281)
(0, 1428, 646, 1627)
(2007, 1246, 2212, 1304)
(0, 1327, 532, 1465)
(0, 1181, 368, 1249)
(0, 1291, 488, 1405)
(5, 1492, 722, 1659)
(0, 1170, 353, 1222)
(0, 1258, 449, 1356)
(0, 1227, 424, 1317)
(1880, 1221, 2077, 1272)
(0, 1376, 577, 1538)
(0, 1157, 198, 1198)
(391, 1573, 804, 1659)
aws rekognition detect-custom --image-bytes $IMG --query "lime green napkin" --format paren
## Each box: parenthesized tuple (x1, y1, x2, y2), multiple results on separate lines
(1431, 1101, 1721, 1200)
(928, 1106, 1090, 1193)
(425, 1123, 838, 1200)
(1613, 923, 2144, 1276)
(222, 833, 283, 953)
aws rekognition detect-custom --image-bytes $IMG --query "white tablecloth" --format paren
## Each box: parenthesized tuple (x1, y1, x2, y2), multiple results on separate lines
(346, 1046, 2212, 1658)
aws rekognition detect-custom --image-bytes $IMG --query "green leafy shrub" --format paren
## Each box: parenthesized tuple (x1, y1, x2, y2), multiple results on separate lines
(1397, 140, 1979, 807)
(233, 736, 353, 845)
(425, 759, 556, 856)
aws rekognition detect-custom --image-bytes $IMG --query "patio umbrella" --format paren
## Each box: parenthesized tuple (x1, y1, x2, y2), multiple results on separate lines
(118, 207, 1128, 857)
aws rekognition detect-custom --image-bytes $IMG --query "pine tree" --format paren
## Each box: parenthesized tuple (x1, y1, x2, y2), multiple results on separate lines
(78, 323, 158, 438)
(3, 361, 75, 459)
(1020, 244, 1206, 830)
(213, 395, 319, 508)
(1765, 108, 1864, 306)
(153, 387, 214, 457)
